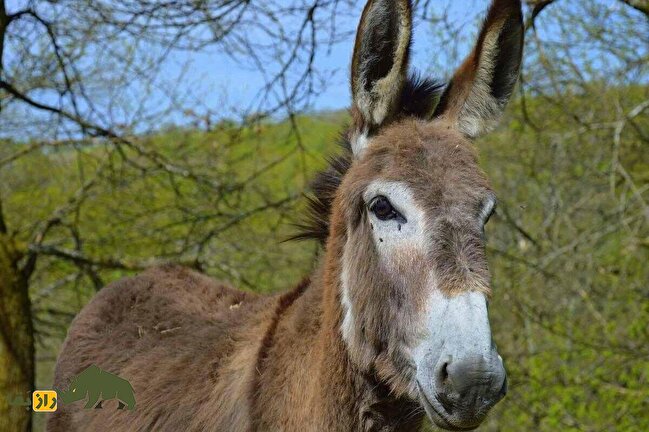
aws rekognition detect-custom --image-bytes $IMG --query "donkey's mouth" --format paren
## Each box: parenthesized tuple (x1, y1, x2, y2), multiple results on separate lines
(416, 382, 479, 432)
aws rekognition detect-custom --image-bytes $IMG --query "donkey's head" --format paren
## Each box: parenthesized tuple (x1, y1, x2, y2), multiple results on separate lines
(315, 0, 523, 429)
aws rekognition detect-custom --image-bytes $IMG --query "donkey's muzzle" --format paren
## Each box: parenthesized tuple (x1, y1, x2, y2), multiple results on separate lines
(419, 349, 506, 430)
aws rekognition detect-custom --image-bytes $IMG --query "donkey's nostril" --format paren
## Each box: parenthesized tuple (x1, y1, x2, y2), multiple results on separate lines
(438, 362, 449, 385)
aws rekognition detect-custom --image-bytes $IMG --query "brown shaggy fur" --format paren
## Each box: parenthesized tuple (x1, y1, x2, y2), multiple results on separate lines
(49, 0, 523, 431)
(48, 263, 423, 432)
(49, 265, 271, 431)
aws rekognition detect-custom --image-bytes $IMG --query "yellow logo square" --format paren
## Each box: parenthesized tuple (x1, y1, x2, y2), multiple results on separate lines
(32, 391, 57, 412)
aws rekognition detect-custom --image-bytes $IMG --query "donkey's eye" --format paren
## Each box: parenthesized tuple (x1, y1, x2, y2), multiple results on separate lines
(369, 196, 405, 222)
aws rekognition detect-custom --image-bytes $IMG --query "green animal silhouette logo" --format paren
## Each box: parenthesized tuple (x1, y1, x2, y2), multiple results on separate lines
(56, 365, 135, 410)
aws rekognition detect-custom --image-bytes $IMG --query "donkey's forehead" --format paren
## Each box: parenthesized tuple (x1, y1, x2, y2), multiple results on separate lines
(358, 119, 491, 193)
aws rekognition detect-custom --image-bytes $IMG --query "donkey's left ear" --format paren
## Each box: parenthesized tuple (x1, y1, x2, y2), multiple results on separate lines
(351, 0, 412, 155)
(433, 0, 524, 138)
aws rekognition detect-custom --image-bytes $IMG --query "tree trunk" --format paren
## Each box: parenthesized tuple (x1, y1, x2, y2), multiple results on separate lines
(0, 234, 33, 432)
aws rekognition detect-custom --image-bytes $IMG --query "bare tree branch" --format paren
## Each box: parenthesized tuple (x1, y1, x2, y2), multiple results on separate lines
(0, 193, 6, 234)
(27, 244, 199, 272)
(618, 0, 649, 18)
(0, 0, 7, 73)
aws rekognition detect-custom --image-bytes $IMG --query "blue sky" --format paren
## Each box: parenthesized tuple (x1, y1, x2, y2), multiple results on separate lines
(155, 0, 482, 121)
(0, 0, 487, 139)
(177, 0, 643, 121)
(3, 0, 644, 138)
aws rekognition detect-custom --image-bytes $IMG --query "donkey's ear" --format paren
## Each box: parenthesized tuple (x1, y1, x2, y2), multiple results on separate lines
(350, 0, 412, 155)
(433, 0, 523, 138)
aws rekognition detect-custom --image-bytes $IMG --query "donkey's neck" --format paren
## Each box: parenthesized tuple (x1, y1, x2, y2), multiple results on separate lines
(249, 234, 423, 431)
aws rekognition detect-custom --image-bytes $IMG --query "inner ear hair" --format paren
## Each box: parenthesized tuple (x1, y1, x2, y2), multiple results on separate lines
(350, 0, 412, 152)
(433, 0, 524, 138)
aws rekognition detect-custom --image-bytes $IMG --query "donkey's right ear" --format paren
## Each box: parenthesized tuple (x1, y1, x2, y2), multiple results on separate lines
(350, 0, 412, 156)
(432, 0, 523, 139)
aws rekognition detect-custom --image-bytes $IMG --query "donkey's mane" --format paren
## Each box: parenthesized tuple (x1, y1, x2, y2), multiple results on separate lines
(292, 73, 444, 243)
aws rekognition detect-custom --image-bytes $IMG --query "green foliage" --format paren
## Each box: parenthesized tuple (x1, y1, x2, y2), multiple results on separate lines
(473, 83, 649, 431)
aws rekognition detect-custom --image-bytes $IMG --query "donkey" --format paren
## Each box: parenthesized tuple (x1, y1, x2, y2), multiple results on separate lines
(49, 0, 523, 430)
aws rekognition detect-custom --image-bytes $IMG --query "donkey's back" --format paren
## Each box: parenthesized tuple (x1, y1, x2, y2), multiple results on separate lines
(48, 264, 276, 432)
